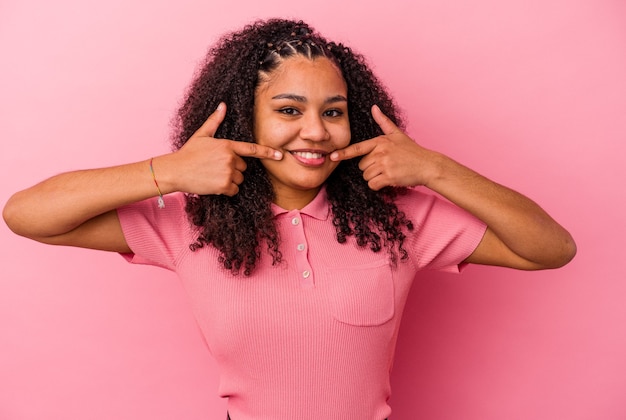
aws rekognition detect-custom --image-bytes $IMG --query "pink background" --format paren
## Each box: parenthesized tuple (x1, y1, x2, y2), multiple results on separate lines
(1, 0, 625, 419)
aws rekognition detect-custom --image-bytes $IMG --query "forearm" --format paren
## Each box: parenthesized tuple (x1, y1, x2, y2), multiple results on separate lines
(330, 106, 576, 269)
(424, 152, 576, 268)
(3, 159, 158, 239)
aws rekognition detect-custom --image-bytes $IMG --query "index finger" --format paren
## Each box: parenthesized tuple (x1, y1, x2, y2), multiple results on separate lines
(230, 140, 283, 160)
(330, 139, 377, 162)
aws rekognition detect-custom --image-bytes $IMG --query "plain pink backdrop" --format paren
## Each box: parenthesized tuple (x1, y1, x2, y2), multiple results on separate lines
(1, 0, 625, 419)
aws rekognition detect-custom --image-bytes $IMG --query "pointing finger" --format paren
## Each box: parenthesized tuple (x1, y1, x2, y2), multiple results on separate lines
(330, 139, 377, 162)
(230, 141, 283, 160)
(371, 104, 400, 136)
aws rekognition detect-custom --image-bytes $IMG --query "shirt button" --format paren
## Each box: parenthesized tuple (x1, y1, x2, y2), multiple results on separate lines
(302, 270, 311, 279)
(291, 217, 300, 226)
(297, 243, 305, 251)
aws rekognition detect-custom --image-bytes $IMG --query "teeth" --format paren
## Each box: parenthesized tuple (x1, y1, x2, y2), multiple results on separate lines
(292, 151, 324, 159)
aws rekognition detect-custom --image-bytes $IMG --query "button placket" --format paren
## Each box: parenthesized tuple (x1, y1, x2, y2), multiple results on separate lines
(287, 211, 313, 287)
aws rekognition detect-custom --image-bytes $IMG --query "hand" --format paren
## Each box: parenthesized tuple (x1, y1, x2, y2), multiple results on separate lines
(330, 105, 438, 191)
(159, 103, 283, 196)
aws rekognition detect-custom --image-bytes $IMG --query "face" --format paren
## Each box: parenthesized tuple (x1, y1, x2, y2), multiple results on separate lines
(253, 55, 351, 209)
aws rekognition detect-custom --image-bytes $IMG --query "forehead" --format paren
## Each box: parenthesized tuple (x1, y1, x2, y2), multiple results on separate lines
(256, 56, 347, 96)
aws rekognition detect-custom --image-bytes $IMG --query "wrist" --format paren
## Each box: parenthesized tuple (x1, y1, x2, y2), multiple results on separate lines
(147, 154, 179, 196)
(148, 157, 166, 208)
(421, 150, 448, 189)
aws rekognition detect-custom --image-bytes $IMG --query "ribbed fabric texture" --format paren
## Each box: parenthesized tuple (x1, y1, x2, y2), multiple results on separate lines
(117, 188, 486, 420)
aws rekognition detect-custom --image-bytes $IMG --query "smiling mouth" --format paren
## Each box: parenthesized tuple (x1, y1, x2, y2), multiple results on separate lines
(290, 151, 327, 159)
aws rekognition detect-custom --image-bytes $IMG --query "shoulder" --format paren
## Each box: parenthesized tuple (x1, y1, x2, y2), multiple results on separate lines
(118, 192, 192, 238)
(393, 187, 487, 249)
(119, 192, 187, 219)
(117, 193, 197, 270)
(393, 187, 460, 223)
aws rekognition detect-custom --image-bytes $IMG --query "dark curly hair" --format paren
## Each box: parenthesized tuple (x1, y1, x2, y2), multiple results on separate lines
(171, 18, 414, 275)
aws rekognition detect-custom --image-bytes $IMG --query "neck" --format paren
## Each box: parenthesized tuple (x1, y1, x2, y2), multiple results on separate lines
(272, 187, 320, 210)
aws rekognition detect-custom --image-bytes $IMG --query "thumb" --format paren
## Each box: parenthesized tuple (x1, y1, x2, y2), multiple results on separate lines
(196, 102, 227, 137)
(371, 104, 400, 136)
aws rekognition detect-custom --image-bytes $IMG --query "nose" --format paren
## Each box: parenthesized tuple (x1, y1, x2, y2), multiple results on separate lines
(300, 113, 330, 142)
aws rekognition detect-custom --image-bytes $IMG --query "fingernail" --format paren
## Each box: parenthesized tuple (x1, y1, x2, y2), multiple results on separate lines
(217, 102, 224, 111)
(330, 152, 338, 160)
(274, 151, 283, 160)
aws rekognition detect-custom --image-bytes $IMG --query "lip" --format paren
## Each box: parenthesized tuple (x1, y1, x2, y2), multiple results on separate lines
(288, 149, 331, 167)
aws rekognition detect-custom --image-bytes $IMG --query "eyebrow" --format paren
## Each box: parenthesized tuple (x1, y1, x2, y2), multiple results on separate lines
(271, 93, 348, 104)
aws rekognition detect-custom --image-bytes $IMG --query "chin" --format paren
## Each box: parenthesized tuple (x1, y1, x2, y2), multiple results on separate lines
(295, 178, 328, 190)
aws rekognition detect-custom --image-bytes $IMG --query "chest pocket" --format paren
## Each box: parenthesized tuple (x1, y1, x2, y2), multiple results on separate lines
(322, 259, 395, 326)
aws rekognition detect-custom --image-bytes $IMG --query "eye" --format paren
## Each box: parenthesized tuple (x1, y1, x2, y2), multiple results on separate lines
(324, 109, 344, 118)
(278, 107, 301, 116)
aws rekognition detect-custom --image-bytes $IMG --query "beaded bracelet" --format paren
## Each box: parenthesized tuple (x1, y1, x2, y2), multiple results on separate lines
(149, 157, 165, 209)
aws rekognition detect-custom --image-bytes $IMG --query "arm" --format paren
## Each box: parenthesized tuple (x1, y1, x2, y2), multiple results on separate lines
(3, 103, 283, 252)
(330, 105, 576, 270)
(4, 162, 158, 253)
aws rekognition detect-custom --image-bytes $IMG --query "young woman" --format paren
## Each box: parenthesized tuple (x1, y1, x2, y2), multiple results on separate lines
(3, 18, 575, 420)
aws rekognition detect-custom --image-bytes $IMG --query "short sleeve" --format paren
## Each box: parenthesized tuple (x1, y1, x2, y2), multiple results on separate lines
(398, 188, 487, 273)
(116, 193, 193, 271)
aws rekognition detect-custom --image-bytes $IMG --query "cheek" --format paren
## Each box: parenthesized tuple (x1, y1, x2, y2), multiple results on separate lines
(328, 160, 341, 174)
(257, 157, 278, 179)
(255, 121, 292, 147)
(335, 125, 351, 149)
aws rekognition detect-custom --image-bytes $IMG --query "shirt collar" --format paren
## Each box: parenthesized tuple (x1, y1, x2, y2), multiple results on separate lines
(271, 187, 330, 220)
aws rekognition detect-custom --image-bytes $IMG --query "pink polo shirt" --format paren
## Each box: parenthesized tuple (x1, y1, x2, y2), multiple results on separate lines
(118, 188, 486, 420)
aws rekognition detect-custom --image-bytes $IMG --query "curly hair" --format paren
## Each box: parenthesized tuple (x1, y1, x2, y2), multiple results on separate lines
(171, 18, 414, 275)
